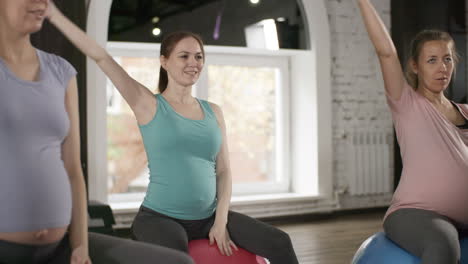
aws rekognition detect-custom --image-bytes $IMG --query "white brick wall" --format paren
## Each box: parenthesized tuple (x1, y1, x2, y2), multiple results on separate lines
(326, 0, 394, 208)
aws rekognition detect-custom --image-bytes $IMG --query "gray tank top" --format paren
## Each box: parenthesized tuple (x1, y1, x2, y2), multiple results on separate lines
(0, 49, 76, 232)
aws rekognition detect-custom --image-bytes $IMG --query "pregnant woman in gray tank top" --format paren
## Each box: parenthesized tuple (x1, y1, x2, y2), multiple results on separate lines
(0, 0, 193, 263)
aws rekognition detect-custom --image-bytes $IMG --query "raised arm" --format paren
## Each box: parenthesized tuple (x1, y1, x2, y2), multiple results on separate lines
(358, 0, 406, 100)
(46, 2, 156, 124)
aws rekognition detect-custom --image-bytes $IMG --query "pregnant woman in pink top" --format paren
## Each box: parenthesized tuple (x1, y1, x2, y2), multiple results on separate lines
(358, 0, 468, 263)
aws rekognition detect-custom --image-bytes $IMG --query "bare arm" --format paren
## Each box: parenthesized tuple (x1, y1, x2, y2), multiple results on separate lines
(47, 3, 155, 124)
(212, 103, 232, 226)
(61, 77, 91, 263)
(208, 103, 239, 256)
(358, 0, 406, 100)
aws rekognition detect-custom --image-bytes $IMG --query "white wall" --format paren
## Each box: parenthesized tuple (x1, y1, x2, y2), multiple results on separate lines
(326, 0, 394, 208)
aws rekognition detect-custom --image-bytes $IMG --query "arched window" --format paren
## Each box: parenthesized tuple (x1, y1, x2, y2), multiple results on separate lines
(86, 0, 331, 220)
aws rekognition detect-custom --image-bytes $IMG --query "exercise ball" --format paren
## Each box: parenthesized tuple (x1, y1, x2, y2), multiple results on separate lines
(188, 239, 268, 264)
(352, 232, 468, 264)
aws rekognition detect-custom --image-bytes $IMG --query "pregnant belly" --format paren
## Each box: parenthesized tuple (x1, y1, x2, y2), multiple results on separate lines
(0, 226, 68, 245)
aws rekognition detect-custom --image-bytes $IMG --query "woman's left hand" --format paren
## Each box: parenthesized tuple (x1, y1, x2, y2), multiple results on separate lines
(209, 223, 238, 256)
(70, 245, 92, 264)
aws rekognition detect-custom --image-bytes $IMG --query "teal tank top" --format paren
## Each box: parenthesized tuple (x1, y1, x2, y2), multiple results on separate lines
(139, 94, 222, 220)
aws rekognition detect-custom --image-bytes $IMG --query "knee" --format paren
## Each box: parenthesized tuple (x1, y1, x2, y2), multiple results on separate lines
(270, 229, 293, 250)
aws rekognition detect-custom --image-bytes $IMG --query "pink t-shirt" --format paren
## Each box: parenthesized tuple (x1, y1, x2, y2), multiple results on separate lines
(385, 82, 468, 225)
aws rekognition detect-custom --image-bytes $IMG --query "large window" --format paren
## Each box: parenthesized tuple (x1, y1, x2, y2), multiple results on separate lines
(106, 43, 290, 201)
(204, 53, 290, 195)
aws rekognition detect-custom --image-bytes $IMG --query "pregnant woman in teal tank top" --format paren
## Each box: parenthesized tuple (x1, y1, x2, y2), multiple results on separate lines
(46, 1, 299, 263)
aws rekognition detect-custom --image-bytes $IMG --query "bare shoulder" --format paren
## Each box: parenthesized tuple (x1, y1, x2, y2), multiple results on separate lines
(207, 101, 225, 127)
(208, 101, 223, 115)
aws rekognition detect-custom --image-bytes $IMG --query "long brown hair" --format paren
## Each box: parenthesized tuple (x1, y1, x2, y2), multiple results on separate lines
(405, 29, 459, 90)
(158, 31, 205, 93)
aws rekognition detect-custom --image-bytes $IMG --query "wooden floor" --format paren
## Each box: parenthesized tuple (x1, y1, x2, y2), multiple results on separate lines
(274, 210, 385, 264)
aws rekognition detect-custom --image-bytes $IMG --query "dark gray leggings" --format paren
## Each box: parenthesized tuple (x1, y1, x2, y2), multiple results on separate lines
(0, 232, 193, 264)
(384, 208, 468, 264)
(131, 206, 299, 264)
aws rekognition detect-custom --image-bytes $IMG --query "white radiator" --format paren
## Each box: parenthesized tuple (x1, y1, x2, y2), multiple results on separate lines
(347, 130, 393, 195)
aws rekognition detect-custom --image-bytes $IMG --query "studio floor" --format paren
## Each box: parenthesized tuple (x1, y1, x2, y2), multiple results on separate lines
(275, 210, 385, 264)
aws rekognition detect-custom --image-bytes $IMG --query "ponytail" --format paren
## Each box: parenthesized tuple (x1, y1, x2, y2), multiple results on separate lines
(158, 66, 168, 93)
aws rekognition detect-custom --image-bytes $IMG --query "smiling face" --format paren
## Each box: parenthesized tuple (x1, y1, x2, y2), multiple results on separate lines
(0, 0, 48, 35)
(412, 40, 455, 94)
(161, 37, 204, 88)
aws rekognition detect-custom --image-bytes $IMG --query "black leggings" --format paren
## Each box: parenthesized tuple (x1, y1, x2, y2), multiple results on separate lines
(384, 208, 468, 264)
(131, 206, 299, 264)
(0, 232, 193, 264)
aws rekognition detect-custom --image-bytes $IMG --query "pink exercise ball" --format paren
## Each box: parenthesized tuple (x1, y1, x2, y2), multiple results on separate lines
(188, 239, 268, 264)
